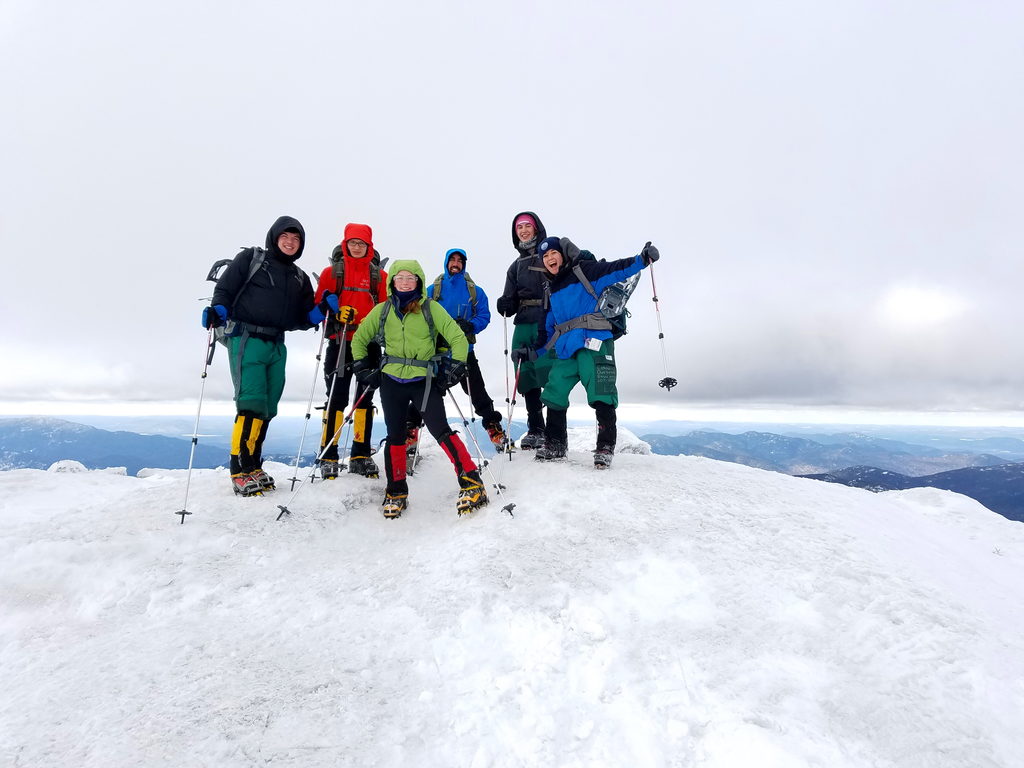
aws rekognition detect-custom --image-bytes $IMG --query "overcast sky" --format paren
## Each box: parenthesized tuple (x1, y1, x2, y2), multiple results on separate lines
(2, 0, 1022, 421)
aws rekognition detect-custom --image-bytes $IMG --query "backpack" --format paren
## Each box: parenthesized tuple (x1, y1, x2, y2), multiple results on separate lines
(432, 273, 478, 305)
(373, 297, 437, 350)
(571, 262, 642, 341)
(206, 247, 281, 346)
(372, 298, 447, 410)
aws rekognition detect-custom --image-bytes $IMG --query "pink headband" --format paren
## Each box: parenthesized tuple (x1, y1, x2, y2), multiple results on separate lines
(514, 214, 536, 228)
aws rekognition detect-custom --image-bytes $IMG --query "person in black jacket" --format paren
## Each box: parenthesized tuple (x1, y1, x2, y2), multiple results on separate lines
(202, 215, 328, 496)
(495, 211, 583, 449)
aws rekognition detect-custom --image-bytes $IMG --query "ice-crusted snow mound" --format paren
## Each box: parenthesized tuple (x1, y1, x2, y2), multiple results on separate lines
(565, 424, 651, 454)
(2, 448, 1023, 768)
(47, 459, 88, 473)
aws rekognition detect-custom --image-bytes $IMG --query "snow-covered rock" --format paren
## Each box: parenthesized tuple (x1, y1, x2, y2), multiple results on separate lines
(46, 459, 88, 473)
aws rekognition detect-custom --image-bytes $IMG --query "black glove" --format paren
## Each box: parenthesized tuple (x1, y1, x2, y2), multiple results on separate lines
(456, 318, 474, 335)
(351, 359, 381, 389)
(442, 360, 468, 389)
(510, 347, 538, 365)
(495, 296, 517, 317)
(641, 241, 660, 265)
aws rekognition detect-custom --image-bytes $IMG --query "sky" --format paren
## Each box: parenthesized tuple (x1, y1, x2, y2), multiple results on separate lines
(2, 1, 1023, 421)
(3, 431, 1023, 766)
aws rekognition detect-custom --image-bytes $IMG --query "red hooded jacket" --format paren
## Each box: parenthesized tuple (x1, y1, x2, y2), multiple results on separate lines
(314, 223, 389, 341)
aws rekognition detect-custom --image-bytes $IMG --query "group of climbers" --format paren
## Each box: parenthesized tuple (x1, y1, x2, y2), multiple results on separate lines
(202, 211, 659, 518)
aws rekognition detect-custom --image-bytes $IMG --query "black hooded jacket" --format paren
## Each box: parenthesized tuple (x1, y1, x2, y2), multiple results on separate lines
(212, 215, 316, 337)
(498, 211, 582, 326)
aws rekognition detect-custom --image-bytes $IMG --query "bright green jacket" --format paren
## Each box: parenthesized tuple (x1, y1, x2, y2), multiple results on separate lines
(351, 259, 469, 380)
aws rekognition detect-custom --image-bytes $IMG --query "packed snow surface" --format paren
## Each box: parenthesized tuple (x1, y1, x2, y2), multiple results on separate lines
(2, 428, 1023, 767)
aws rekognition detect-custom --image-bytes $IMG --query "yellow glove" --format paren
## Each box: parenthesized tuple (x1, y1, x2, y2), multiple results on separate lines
(336, 306, 357, 324)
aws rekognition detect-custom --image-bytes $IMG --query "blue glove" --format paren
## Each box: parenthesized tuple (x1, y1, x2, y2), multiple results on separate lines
(202, 304, 228, 329)
(511, 347, 538, 365)
(308, 293, 341, 325)
(641, 242, 660, 265)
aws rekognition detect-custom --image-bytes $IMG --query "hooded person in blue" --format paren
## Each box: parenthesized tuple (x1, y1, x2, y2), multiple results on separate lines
(512, 236, 660, 468)
(422, 248, 508, 449)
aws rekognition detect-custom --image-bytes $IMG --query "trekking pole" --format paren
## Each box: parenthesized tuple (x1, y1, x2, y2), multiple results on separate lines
(275, 382, 376, 521)
(407, 414, 424, 476)
(504, 362, 522, 460)
(287, 320, 331, 490)
(449, 385, 484, 468)
(648, 255, 677, 392)
(502, 317, 514, 450)
(313, 323, 352, 477)
(176, 328, 218, 524)
(447, 390, 515, 516)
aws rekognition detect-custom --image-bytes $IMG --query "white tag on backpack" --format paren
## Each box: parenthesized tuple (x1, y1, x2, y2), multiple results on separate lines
(585, 337, 602, 351)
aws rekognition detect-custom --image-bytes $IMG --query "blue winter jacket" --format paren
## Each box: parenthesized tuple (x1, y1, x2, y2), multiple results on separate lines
(543, 254, 645, 360)
(426, 248, 492, 349)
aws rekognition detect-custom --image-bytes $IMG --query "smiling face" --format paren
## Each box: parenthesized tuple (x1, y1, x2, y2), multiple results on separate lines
(542, 248, 564, 275)
(392, 271, 418, 291)
(515, 220, 536, 243)
(277, 231, 302, 257)
(447, 252, 464, 275)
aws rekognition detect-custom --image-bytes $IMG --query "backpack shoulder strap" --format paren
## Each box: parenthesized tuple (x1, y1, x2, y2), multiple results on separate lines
(432, 276, 444, 301)
(229, 247, 267, 311)
(421, 298, 437, 342)
(370, 249, 383, 295)
(374, 300, 391, 346)
(573, 263, 599, 300)
(464, 274, 478, 305)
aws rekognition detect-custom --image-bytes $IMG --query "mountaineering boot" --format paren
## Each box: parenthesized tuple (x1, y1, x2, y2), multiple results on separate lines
(534, 440, 568, 462)
(519, 430, 544, 450)
(382, 493, 408, 519)
(319, 459, 340, 480)
(349, 456, 380, 478)
(485, 423, 508, 450)
(231, 473, 263, 497)
(456, 473, 488, 515)
(593, 447, 614, 469)
(251, 468, 276, 490)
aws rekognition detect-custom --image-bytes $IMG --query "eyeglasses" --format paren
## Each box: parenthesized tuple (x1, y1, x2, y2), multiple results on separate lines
(348, 239, 367, 248)
(393, 274, 417, 283)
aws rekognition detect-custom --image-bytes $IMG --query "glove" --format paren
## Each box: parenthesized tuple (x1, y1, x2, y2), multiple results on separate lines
(442, 360, 468, 389)
(320, 293, 340, 314)
(351, 359, 381, 389)
(336, 305, 357, 324)
(510, 347, 538, 365)
(641, 241, 660, 265)
(202, 304, 228, 329)
(495, 296, 517, 317)
(456, 318, 475, 335)
(308, 293, 341, 325)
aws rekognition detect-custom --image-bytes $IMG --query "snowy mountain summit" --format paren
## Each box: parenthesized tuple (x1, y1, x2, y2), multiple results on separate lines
(2, 427, 1023, 768)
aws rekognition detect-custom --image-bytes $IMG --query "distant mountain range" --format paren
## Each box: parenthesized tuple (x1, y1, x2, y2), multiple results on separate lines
(643, 429, 1024, 522)
(4, 417, 1021, 522)
(0, 416, 517, 477)
(640, 430, 1011, 475)
(800, 464, 1024, 523)
(0, 417, 229, 475)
